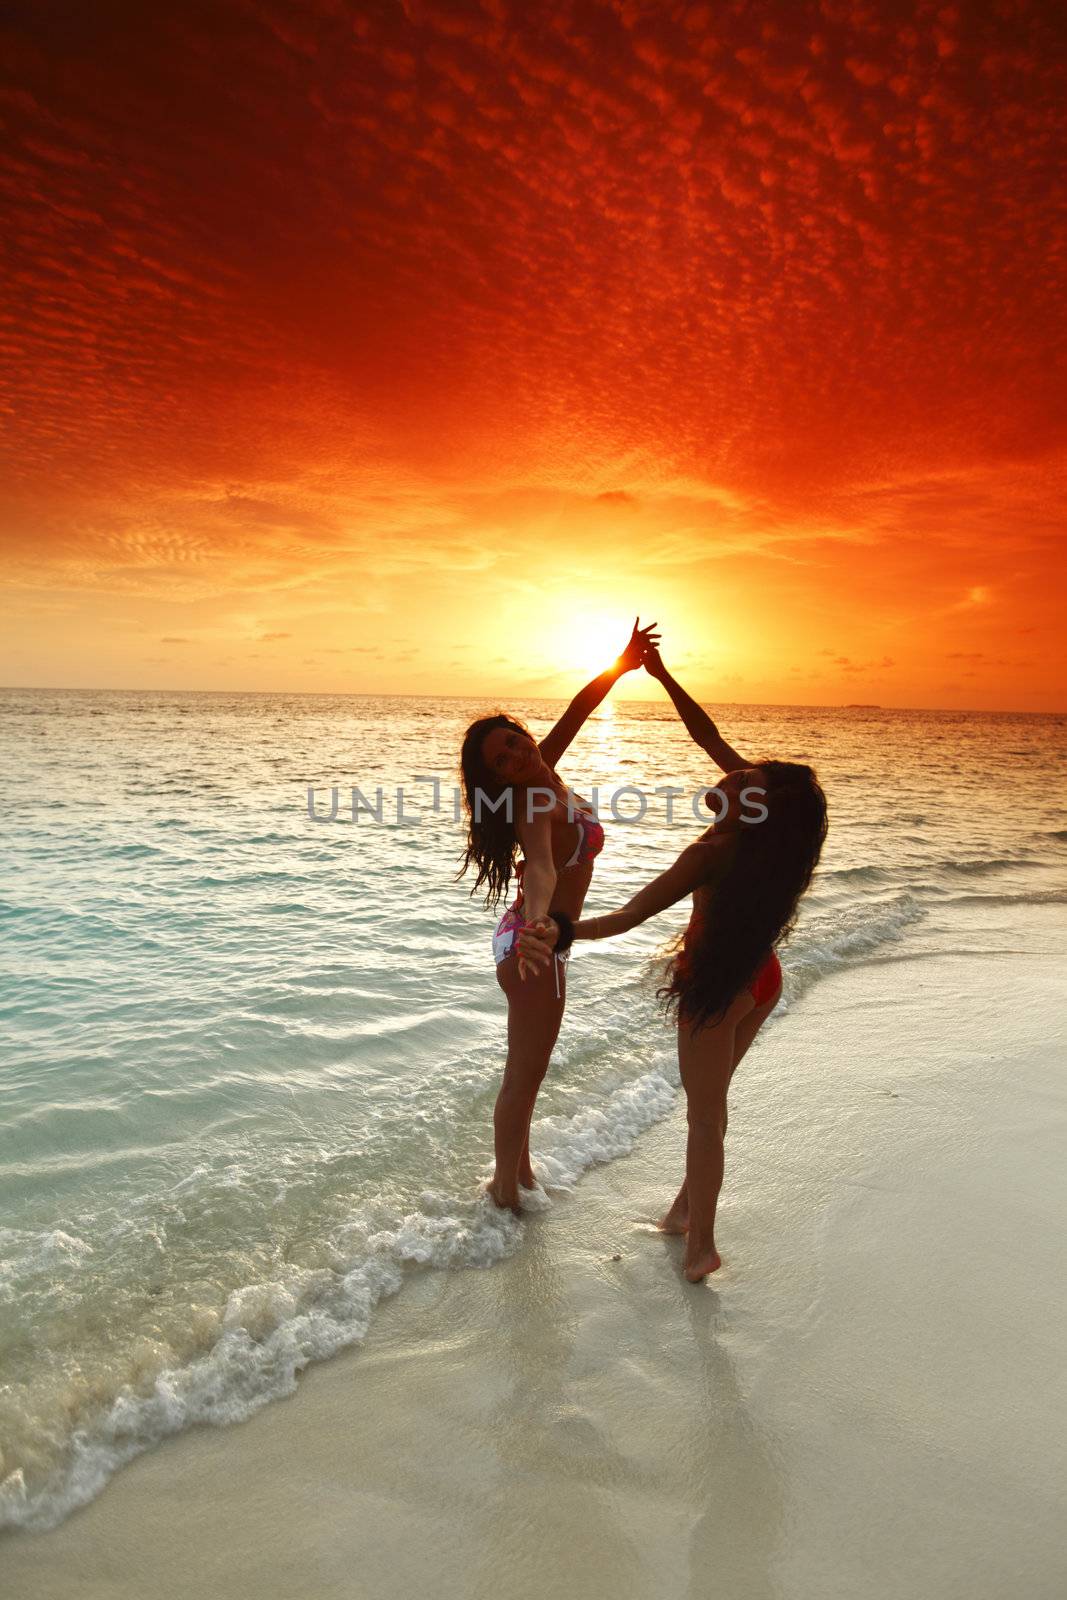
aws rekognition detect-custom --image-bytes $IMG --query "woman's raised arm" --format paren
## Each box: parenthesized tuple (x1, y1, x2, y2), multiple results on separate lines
(537, 617, 659, 770)
(642, 642, 748, 774)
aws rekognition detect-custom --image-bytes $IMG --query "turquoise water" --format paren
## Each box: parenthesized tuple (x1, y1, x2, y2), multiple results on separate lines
(1, 688, 1065, 1530)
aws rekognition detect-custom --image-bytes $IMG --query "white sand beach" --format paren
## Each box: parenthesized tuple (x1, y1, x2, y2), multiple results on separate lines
(4, 898, 1065, 1600)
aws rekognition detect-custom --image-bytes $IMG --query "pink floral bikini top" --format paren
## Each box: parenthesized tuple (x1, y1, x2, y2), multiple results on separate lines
(562, 805, 605, 869)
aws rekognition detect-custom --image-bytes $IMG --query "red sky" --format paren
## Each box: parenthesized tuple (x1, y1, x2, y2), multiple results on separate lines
(2, 0, 1064, 709)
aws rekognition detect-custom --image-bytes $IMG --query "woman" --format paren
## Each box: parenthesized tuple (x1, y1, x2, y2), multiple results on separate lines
(458, 618, 661, 1214)
(519, 641, 828, 1279)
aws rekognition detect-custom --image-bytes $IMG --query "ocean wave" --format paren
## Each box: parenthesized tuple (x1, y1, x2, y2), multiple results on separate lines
(0, 1068, 675, 1534)
(787, 849, 1053, 893)
(819, 864, 890, 884)
(0, 1227, 95, 1299)
(101, 842, 171, 860)
(783, 894, 929, 1000)
(942, 856, 1042, 876)
(938, 888, 1067, 909)
(0, 900, 35, 919)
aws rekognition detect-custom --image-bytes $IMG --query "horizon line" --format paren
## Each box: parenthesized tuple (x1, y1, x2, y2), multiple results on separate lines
(0, 683, 1062, 717)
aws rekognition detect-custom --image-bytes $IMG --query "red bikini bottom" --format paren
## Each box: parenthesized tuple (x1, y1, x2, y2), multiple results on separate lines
(749, 950, 782, 1007)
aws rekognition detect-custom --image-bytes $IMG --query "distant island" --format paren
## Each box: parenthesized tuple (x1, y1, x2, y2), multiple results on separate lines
(844, 703, 882, 709)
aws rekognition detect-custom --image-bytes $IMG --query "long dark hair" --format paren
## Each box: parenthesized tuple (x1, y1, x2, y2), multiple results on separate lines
(658, 760, 828, 1033)
(455, 712, 531, 910)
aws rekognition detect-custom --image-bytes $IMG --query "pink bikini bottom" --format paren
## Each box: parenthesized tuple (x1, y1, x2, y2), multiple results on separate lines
(492, 902, 570, 998)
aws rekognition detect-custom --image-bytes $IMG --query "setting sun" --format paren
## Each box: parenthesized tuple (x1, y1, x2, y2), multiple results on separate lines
(562, 613, 639, 679)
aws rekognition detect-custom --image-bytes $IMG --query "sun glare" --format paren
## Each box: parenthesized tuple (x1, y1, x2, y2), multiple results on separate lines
(568, 613, 630, 677)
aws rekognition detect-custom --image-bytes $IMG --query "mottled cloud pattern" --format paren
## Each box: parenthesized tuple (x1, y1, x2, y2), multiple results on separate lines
(0, 0, 1064, 705)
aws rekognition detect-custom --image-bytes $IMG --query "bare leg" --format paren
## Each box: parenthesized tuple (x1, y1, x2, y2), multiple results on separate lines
(679, 1017, 734, 1279)
(676, 982, 782, 1278)
(658, 1177, 690, 1234)
(487, 953, 564, 1211)
(658, 984, 780, 1237)
(517, 1122, 536, 1189)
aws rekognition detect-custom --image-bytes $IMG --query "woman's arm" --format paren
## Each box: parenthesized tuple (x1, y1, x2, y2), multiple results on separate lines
(575, 841, 715, 939)
(643, 642, 748, 774)
(514, 808, 556, 924)
(538, 617, 659, 770)
(517, 840, 717, 969)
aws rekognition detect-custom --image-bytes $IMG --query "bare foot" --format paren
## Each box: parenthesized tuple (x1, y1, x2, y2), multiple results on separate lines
(684, 1246, 722, 1282)
(656, 1207, 689, 1236)
(517, 1164, 536, 1189)
(485, 1179, 522, 1216)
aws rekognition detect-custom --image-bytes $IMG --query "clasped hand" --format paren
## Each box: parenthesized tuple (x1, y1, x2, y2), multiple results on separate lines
(517, 916, 558, 979)
(621, 617, 667, 680)
(617, 617, 662, 673)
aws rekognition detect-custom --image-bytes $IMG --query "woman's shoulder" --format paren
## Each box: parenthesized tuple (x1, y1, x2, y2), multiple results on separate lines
(692, 823, 729, 849)
(541, 784, 591, 823)
(692, 829, 737, 876)
(513, 785, 572, 845)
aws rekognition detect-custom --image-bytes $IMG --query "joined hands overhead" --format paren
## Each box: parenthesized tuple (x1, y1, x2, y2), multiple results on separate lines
(515, 617, 668, 980)
(617, 617, 661, 673)
(640, 634, 669, 681)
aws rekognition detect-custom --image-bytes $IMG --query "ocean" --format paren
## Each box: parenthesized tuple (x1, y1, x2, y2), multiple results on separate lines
(1, 687, 1064, 1532)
